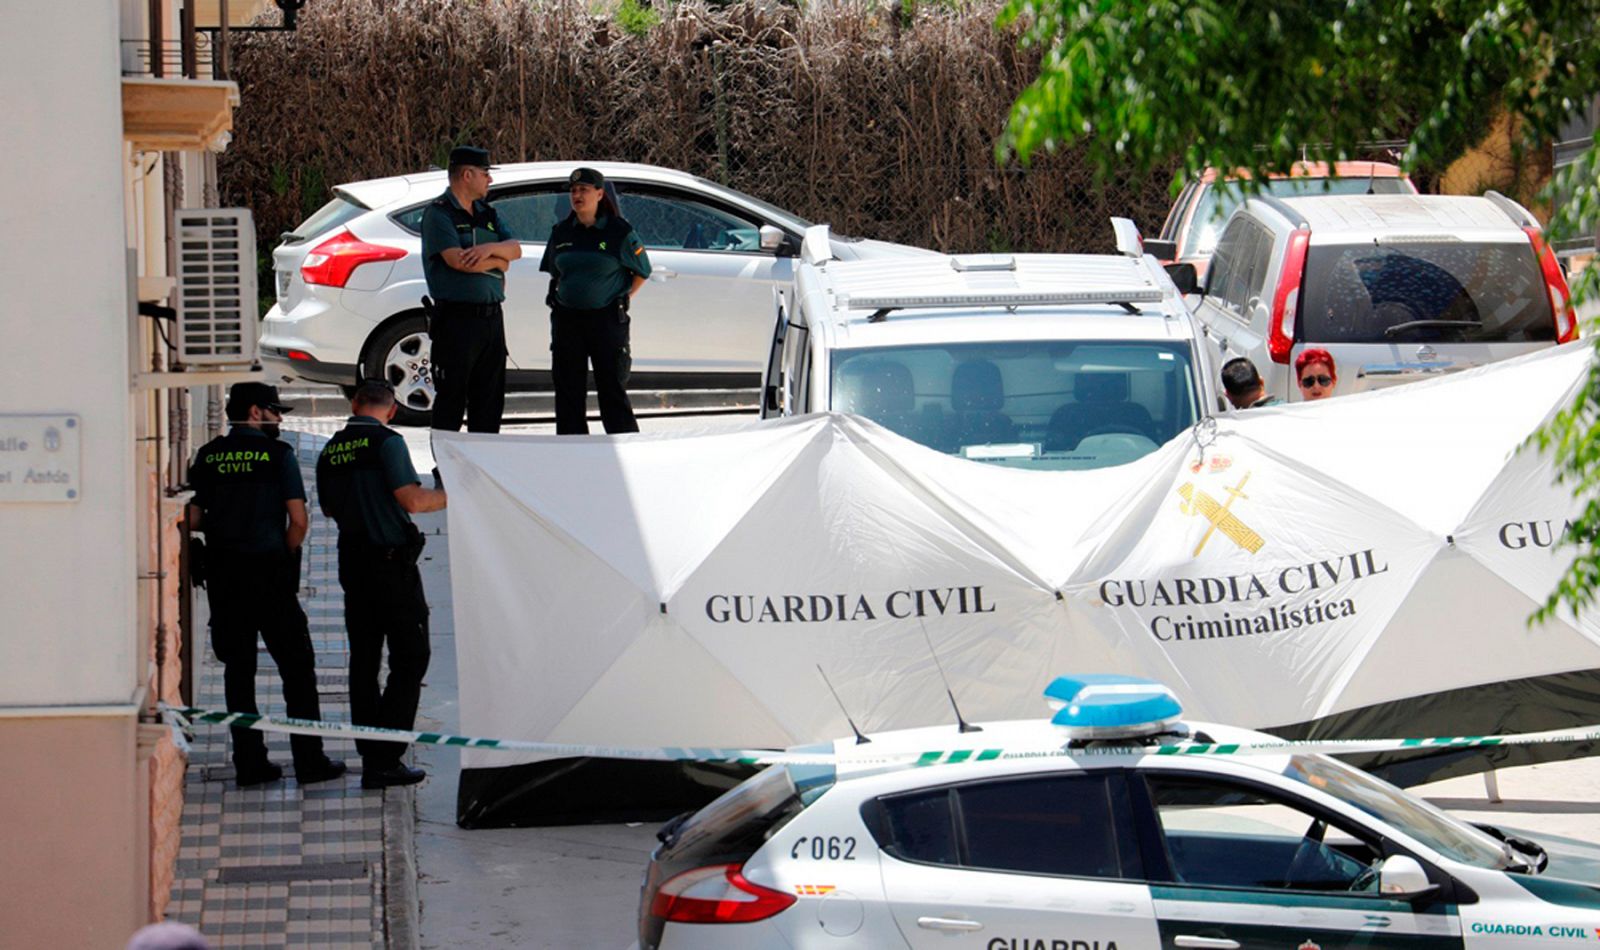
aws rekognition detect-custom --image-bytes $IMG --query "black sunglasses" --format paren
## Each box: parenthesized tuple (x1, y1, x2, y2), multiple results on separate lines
(1300, 374, 1333, 388)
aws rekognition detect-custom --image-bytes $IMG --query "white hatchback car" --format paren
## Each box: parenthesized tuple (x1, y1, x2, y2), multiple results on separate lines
(638, 675, 1575, 950)
(259, 161, 931, 423)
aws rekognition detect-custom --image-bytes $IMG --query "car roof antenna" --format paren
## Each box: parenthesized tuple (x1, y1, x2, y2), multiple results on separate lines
(817, 664, 871, 744)
(919, 620, 982, 733)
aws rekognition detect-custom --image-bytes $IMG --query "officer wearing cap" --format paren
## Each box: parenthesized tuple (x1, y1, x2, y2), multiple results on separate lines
(420, 145, 522, 434)
(539, 166, 652, 434)
(187, 383, 345, 787)
(316, 380, 447, 789)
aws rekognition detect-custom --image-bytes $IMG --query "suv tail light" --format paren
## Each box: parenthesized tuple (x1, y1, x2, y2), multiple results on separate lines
(300, 230, 406, 288)
(1268, 228, 1312, 364)
(1523, 227, 1579, 343)
(649, 863, 796, 924)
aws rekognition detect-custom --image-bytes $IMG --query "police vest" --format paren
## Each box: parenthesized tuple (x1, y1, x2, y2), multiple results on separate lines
(191, 430, 296, 555)
(316, 421, 410, 548)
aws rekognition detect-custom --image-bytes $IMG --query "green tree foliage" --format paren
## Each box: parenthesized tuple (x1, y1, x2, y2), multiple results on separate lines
(995, 0, 1600, 619)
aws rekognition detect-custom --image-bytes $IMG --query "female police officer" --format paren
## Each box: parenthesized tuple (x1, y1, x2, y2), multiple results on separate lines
(538, 167, 651, 434)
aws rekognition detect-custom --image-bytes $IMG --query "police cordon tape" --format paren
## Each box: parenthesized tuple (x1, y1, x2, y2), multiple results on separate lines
(159, 703, 1600, 769)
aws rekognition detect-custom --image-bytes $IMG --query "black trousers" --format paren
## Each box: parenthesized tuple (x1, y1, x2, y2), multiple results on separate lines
(431, 302, 507, 434)
(551, 303, 638, 435)
(339, 546, 431, 768)
(206, 550, 328, 770)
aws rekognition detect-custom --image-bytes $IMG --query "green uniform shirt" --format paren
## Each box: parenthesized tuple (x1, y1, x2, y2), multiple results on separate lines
(539, 212, 651, 310)
(315, 416, 420, 548)
(190, 426, 304, 555)
(420, 189, 514, 304)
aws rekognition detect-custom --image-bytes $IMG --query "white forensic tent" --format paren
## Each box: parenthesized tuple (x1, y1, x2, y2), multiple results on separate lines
(436, 341, 1600, 824)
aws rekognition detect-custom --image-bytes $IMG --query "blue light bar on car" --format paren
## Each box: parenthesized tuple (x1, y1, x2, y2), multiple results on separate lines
(1044, 674, 1183, 740)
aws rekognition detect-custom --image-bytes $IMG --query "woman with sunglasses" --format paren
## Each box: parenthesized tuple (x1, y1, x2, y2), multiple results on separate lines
(1295, 348, 1338, 401)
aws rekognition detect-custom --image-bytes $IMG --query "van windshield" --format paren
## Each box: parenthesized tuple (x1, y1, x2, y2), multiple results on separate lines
(1186, 177, 1413, 256)
(829, 341, 1198, 470)
(1299, 242, 1554, 344)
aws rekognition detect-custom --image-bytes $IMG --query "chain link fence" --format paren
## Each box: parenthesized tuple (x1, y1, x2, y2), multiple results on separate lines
(221, 0, 1180, 261)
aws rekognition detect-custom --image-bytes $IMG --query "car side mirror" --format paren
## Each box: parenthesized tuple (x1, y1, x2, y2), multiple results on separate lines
(761, 225, 798, 257)
(1165, 262, 1199, 295)
(1378, 855, 1439, 900)
(1144, 239, 1178, 261)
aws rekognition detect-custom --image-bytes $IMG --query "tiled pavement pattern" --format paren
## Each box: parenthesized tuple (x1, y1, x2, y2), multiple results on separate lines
(168, 428, 412, 948)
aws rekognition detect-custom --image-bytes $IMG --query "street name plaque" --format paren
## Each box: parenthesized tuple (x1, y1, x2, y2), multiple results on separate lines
(0, 414, 81, 502)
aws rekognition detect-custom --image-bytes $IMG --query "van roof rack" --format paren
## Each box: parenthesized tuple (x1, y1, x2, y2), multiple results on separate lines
(841, 288, 1166, 322)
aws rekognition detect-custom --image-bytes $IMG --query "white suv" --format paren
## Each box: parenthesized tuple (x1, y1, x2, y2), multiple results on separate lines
(1188, 191, 1578, 401)
(761, 222, 1216, 470)
(259, 161, 932, 423)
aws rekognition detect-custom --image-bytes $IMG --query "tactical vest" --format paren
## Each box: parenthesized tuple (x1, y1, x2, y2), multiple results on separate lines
(191, 429, 295, 554)
(316, 420, 410, 548)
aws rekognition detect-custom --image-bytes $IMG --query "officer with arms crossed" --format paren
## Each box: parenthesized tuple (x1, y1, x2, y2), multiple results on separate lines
(317, 381, 448, 789)
(420, 145, 521, 434)
(188, 382, 345, 787)
(540, 166, 651, 434)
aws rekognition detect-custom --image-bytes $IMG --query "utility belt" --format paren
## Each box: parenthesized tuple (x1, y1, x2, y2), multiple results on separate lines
(340, 523, 426, 564)
(552, 298, 629, 324)
(433, 300, 504, 318)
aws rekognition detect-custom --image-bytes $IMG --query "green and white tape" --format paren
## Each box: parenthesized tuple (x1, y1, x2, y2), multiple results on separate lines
(158, 703, 1600, 770)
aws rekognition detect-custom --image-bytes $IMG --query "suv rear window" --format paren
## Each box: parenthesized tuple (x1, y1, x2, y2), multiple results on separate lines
(287, 196, 368, 245)
(1299, 241, 1554, 344)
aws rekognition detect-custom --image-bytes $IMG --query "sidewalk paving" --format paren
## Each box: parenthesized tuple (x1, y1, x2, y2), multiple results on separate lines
(166, 428, 417, 949)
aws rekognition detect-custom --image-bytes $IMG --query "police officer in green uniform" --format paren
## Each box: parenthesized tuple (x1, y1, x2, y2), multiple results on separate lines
(539, 167, 652, 434)
(188, 382, 345, 788)
(420, 145, 522, 434)
(316, 381, 448, 789)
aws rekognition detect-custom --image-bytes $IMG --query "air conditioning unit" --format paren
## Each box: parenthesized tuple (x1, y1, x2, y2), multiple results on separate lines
(174, 208, 257, 367)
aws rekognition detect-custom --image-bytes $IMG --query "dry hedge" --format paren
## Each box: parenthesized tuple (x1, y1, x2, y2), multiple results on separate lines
(221, 0, 1180, 256)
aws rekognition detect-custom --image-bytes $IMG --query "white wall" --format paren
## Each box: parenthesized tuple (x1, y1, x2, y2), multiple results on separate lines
(0, 0, 139, 705)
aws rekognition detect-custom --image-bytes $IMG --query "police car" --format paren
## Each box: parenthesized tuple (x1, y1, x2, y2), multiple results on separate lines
(762, 221, 1219, 471)
(637, 675, 1583, 950)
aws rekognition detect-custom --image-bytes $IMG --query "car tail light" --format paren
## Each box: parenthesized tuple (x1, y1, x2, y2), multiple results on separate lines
(287, 350, 313, 362)
(1524, 226, 1579, 343)
(649, 864, 796, 924)
(300, 230, 406, 288)
(1268, 228, 1311, 364)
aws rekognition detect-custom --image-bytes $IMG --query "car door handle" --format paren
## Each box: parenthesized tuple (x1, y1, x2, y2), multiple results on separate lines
(917, 916, 983, 932)
(651, 267, 679, 281)
(1174, 937, 1240, 949)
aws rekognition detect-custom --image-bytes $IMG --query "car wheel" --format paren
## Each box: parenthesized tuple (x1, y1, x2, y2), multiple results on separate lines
(364, 315, 434, 427)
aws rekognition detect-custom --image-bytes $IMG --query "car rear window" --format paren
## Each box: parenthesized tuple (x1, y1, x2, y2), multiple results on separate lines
(1299, 241, 1554, 344)
(655, 763, 834, 868)
(287, 196, 368, 245)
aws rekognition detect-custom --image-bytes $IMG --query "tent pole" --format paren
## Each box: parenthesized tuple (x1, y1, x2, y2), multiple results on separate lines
(1483, 768, 1502, 803)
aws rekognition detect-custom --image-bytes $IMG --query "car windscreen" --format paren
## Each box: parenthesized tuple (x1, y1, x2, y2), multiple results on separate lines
(1298, 241, 1554, 344)
(1282, 755, 1508, 869)
(286, 197, 369, 245)
(829, 340, 1198, 471)
(1184, 177, 1413, 257)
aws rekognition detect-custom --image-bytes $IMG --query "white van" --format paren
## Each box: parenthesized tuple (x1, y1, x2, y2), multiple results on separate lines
(761, 222, 1217, 470)
(1186, 192, 1578, 401)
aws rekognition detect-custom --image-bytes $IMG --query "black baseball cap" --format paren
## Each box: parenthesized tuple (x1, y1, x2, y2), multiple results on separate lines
(226, 382, 293, 416)
(568, 167, 605, 188)
(448, 145, 495, 169)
